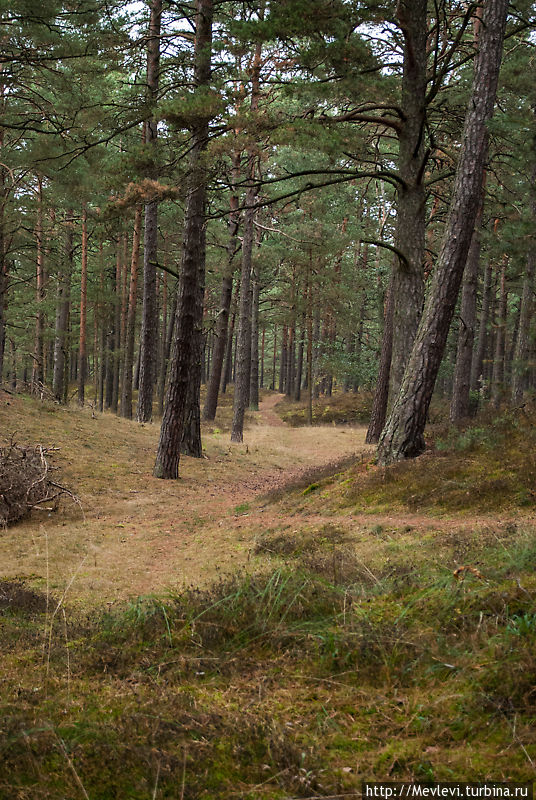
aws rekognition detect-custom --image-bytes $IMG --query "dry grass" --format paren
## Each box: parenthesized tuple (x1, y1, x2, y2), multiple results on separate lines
(2, 392, 536, 798)
(0, 389, 370, 604)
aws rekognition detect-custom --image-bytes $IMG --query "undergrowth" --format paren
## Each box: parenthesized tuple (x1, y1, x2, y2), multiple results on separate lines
(2, 520, 536, 797)
(336, 405, 536, 513)
(275, 390, 373, 427)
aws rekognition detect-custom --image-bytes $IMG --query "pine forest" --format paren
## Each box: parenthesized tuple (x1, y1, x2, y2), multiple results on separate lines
(2, 0, 536, 797)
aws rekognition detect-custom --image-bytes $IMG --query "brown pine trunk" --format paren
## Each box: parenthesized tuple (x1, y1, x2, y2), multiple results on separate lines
(32, 176, 45, 393)
(306, 265, 313, 426)
(230, 180, 255, 441)
(389, 0, 428, 403)
(511, 167, 536, 405)
(154, 0, 213, 478)
(366, 275, 394, 444)
(121, 205, 142, 418)
(249, 265, 260, 410)
(78, 205, 88, 405)
(491, 256, 508, 408)
(203, 152, 239, 420)
(471, 258, 493, 394)
(378, 0, 508, 464)
(53, 213, 73, 403)
(450, 194, 483, 421)
(137, 0, 162, 423)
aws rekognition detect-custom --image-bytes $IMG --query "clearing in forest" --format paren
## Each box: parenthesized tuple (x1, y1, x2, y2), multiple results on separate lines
(0, 390, 371, 602)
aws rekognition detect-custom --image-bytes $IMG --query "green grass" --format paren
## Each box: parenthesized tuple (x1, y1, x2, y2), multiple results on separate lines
(2, 521, 536, 797)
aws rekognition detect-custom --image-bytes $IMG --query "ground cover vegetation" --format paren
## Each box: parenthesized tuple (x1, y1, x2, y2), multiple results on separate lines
(2, 0, 536, 796)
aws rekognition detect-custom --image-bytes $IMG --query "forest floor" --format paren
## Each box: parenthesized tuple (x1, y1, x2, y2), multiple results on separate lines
(2, 389, 536, 799)
(0, 390, 372, 603)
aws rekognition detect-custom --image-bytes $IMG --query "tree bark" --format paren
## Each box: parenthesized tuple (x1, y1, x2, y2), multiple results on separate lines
(154, 0, 213, 478)
(78, 205, 88, 405)
(491, 256, 508, 408)
(511, 167, 536, 405)
(53, 214, 73, 403)
(389, 0, 428, 403)
(366, 275, 394, 444)
(450, 195, 483, 421)
(378, 0, 508, 465)
(137, 0, 162, 423)
(230, 182, 255, 441)
(203, 152, 239, 420)
(249, 262, 260, 410)
(32, 176, 45, 393)
(121, 205, 142, 418)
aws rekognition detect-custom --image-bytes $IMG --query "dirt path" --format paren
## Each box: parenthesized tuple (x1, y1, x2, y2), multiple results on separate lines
(258, 392, 287, 427)
(1, 392, 375, 604)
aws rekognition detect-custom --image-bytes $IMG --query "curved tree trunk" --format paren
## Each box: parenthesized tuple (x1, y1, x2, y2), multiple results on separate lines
(377, 0, 508, 465)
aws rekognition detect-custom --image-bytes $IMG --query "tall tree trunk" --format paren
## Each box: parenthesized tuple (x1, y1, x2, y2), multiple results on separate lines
(366, 275, 394, 444)
(306, 263, 313, 425)
(230, 180, 256, 441)
(491, 256, 508, 408)
(121, 205, 142, 418)
(137, 0, 162, 422)
(378, 0, 508, 464)
(203, 152, 239, 419)
(32, 176, 45, 393)
(389, 0, 428, 403)
(78, 205, 88, 405)
(53, 214, 73, 403)
(249, 263, 260, 410)
(511, 167, 536, 405)
(154, 0, 213, 479)
(231, 34, 263, 441)
(180, 219, 206, 458)
(471, 258, 493, 394)
(450, 195, 483, 421)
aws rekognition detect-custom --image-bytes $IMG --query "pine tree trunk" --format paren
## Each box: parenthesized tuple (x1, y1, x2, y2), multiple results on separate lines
(121, 205, 142, 418)
(32, 176, 45, 393)
(450, 196, 483, 421)
(511, 168, 536, 405)
(249, 265, 260, 410)
(378, 0, 508, 465)
(158, 281, 177, 414)
(491, 256, 508, 408)
(203, 153, 239, 419)
(221, 302, 236, 395)
(230, 183, 255, 441)
(53, 214, 73, 403)
(389, 0, 427, 403)
(471, 258, 492, 394)
(180, 221, 206, 458)
(154, 0, 212, 479)
(366, 275, 394, 444)
(137, 0, 162, 423)
(78, 205, 88, 405)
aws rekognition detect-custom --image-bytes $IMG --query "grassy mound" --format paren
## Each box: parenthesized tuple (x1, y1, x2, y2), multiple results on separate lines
(275, 390, 373, 426)
(323, 406, 536, 515)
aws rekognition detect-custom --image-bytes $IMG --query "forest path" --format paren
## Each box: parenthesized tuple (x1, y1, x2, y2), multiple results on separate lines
(258, 392, 287, 427)
(1, 391, 375, 605)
